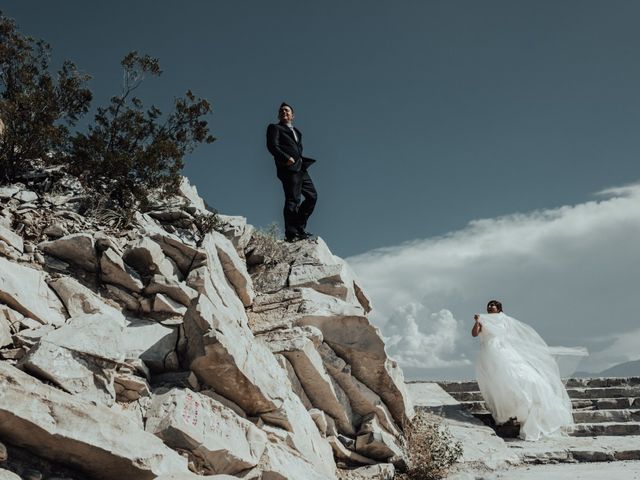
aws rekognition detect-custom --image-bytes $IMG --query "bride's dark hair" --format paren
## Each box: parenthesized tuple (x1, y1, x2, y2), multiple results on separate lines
(487, 300, 503, 312)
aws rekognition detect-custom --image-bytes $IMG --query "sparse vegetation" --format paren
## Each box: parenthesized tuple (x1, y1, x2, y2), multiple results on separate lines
(69, 51, 215, 211)
(0, 12, 216, 218)
(249, 222, 289, 265)
(397, 410, 463, 480)
(0, 11, 91, 182)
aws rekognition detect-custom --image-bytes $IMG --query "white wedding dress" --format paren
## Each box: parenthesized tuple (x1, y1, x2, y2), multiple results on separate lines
(475, 312, 573, 441)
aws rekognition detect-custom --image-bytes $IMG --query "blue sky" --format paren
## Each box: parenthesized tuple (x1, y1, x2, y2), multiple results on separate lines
(6, 1, 640, 257)
(5, 2, 640, 378)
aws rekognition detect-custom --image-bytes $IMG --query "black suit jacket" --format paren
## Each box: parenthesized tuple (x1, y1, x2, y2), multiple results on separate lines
(266, 122, 315, 172)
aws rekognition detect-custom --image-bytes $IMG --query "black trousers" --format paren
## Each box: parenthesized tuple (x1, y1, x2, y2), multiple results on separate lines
(277, 168, 317, 239)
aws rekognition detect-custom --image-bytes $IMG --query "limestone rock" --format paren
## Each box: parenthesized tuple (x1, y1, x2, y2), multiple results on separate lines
(328, 436, 377, 466)
(39, 233, 97, 271)
(261, 327, 358, 435)
(287, 239, 371, 312)
(248, 290, 304, 334)
(122, 317, 178, 372)
(14, 190, 38, 203)
(0, 185, 19, 199)
(146, 389, 267, 475)
(0, 314, 11, 348)
(339, 464, 395, 480)
(145, 274, 198, 306)
(319, 343, 401, 437)
(114, 372, 150, 402)
(123, 237, 182, 280)
(153, 293, 187, 315)
(150, 232, 207, 275)
(257, 442, 335, 480)
(104, 284, 140, 311)
(250, 261, 290, 294)
(212, 230, 255, 306)
(298, 294, 414, 426)
(100, 248, 144, 292)
(355, 414, 403, 461)
(183, 294, 336, 477)
(23, 312, 125, 405)
(0, 256, 66, 326)
(0, 224, 23, 253)
(276, 354, 313, 410)
(0, 362, 188, 479)
(217, 214, 255, 254)
(49, 276, 121, 318)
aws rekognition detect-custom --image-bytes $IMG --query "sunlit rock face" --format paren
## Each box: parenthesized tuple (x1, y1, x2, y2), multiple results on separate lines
(0, 171, 413, 479)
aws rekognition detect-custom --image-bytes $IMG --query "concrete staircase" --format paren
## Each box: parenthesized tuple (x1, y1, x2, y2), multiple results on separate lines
(438, 377, 640, 464)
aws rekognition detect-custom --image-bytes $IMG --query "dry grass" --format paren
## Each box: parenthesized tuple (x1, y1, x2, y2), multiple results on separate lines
(396, 410, 463, 480)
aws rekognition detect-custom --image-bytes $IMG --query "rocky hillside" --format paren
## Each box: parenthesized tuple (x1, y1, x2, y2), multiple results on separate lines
(0, 167, 414, 480)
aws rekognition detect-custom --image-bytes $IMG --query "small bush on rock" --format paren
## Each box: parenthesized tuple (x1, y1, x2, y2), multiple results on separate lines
(397, 410, 463, 480)
(69, 52, 215, 211)
(248, 223, 288, 265)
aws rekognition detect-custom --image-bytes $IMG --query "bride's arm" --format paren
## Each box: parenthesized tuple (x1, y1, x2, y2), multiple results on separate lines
(471, 314, 482, 337)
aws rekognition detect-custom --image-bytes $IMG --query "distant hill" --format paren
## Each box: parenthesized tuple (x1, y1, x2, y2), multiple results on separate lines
(573, 359, 640, 378)
(598, 359, 640, 377)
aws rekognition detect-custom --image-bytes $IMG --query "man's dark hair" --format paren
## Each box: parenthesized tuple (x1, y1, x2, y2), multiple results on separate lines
(487, 300, 503, 312)
(279, 102, 293, 112)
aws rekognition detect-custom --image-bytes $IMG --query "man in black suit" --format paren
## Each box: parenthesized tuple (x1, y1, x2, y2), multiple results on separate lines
(266, 102, 317, 242)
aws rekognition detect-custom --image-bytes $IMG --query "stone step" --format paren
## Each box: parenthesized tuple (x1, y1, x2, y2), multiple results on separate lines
(504, 435, 640, 464)
(568, 386, 640, 399)
(449, 386, 640, 402)
(573, 409, 640, 424)
(474, 416, 640, 437)
(462, 397, 640, 413)
(568, 421, 640, 437)
(439, 377, 640, 393)
(572, 397, 640, 410)
(474, 408, 640, 425)
(565, 377, 640, 388)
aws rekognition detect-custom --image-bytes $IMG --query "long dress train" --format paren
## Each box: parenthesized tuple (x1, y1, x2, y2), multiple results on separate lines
(475, 312, 573, 441)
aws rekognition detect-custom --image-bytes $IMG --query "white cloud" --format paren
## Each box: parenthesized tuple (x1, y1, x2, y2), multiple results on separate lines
(348, 183, 640, 380)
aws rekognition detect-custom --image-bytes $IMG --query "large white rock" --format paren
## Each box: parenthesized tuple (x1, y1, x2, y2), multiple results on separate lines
(39, 233, 97, 271)
(216, 214, 255, 254)
(275, 354, 313, 410)
(297, 293, 414, 426)
(319, 343, 400, 437)
(257, 442, 335, 480)
(287, 239, 371, 312)
(355, 414, 404, 461)
(100, 248, 144, 292)
(145, 274, 198, 306)
(49, 276, 121, 318)
(122, 317, 178, 372)
(23, 312, 125, 405)
(0, 314, 11, 348)
(211, 230, 255, 307)
(123, 237, 182, 280)
(0, 362, 188, 479)
(261, 327, 358, 435)
(248, 290, 304, 334)
(0, 224, 23, 253)
(0, 256, 66, 326)
(146, 389, 267, 475)
(183, 294, 336, 477)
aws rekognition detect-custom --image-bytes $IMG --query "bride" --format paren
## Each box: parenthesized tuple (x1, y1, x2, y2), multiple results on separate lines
(472, 300, 573, 441)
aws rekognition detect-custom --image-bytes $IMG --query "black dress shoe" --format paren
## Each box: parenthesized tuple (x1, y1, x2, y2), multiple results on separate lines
(297, 230, 315, 240)
(285, 234, 301, 243)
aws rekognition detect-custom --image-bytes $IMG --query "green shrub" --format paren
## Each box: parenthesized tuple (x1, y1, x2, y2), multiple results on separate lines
(69, 51, 215, 211)
(0, 11, 91, 183)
